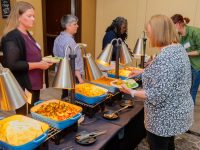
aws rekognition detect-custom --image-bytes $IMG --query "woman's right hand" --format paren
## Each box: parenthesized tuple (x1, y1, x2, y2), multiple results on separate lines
(39, 61, 53, 70)
(128, 69, 144, 78)
(28, 61, 53, 70)
(120, 85, 132, 95)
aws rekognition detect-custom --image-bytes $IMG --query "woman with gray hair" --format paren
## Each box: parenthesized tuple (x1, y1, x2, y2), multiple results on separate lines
(53, 14, 84, 99)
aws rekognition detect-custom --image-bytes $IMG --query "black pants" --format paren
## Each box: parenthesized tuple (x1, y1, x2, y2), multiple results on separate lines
(147, 131, 175, 150)
(16, 90, 40, 115)
(61, 89, 68, 99)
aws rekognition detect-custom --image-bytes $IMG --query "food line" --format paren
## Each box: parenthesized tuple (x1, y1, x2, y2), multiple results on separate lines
(0, 66, 143, 150)
(0, 100, 145, 150)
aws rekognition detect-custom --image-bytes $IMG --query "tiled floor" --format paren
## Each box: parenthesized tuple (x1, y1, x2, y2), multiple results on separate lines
(40, 71, 200, 150)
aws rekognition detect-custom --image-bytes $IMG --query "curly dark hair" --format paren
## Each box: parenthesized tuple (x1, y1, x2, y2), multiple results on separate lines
(105, 16, 128, 41)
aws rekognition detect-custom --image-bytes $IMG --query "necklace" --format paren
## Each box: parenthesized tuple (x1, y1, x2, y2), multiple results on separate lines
(17, 27, 28, 35)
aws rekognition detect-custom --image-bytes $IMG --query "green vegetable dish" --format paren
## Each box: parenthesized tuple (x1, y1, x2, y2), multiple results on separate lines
(124, 79, 139, 89)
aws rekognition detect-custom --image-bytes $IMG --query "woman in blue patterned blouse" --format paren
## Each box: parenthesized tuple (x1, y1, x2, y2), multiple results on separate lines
(120, 14, 194, 150)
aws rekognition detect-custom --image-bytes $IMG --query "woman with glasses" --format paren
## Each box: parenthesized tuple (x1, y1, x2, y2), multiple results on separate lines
(120, 15, 194, 150)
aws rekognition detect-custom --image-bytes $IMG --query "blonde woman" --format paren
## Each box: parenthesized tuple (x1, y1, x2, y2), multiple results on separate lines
(120, 15, 194, 150)
(1, 1, 52, 114)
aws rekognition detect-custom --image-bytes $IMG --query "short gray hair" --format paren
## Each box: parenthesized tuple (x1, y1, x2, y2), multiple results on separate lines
(61, 14, 78, 29)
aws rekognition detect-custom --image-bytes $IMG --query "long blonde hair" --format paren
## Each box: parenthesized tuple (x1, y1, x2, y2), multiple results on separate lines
(146, 14, 180, 47)
(3, 1, 34, 36)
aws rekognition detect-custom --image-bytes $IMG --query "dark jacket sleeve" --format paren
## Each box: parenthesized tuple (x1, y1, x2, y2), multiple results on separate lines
(1, 29, 31, 90)
(1, 32, 29, 72)
(102, 31, 116, 50)
(102, 31, 117, 61)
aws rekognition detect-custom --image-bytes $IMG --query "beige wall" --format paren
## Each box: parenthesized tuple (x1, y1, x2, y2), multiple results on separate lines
(0, 0, 15, 36)
(95, 0, 200, 57)
(194, 0, 200, 27)
(95, 0, 139, 58)
(81, 0, 96, 57)
(1, 0, 200, 59)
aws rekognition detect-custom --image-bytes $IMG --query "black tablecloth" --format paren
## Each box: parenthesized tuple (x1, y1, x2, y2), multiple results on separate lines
(102, 100, 146, 150)
(0, 100, 146, 150)
(48, 100, 145, 150)
(49, 118, 121, 150)
(98, 100, 144, 126)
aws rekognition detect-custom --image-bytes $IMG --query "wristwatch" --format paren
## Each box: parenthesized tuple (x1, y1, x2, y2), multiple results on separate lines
(130, 90, 137, 98)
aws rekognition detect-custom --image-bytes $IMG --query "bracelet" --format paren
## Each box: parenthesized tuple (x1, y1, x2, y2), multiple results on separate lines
(130, 90, 137, 98)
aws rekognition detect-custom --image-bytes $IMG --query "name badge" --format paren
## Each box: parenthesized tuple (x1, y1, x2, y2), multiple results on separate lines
(183, 42, 190, 49)
(36, 42, 41, 50)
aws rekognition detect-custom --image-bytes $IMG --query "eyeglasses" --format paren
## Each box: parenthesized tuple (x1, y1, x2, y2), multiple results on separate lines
(144, 31, 150, 37)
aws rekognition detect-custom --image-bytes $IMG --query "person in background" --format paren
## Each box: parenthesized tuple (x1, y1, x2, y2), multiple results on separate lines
(53, 14, 84, 99)
(102, 16, 128, 61)
(1, 1, 53, 114)
(171, 14, 200, 104)
(120, 14, 194, 150)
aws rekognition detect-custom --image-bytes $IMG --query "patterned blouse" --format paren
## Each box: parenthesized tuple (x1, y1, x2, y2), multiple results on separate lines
(143, 43, 194, 137)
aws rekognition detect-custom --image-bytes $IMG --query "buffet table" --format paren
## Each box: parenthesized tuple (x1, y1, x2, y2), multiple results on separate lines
(48, 100, 145, 150)
(0, 101, 145, 150)
(49, 118, 121, 150)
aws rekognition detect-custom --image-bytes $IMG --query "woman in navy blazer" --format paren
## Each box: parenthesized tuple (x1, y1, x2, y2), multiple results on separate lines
(102, 17, 128, 61)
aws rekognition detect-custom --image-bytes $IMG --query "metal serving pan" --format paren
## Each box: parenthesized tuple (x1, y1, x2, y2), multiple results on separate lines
(31, 99, 82, 130)
(0, 115, 49, 150)
(75, 83, 108, 105)
(90, 76, 119, 93)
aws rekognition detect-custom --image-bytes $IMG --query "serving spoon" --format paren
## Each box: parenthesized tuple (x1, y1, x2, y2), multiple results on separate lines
(104, 104, 130, 119)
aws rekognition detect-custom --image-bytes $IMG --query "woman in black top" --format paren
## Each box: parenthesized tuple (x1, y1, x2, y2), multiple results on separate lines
(1, 1, 52, 114)
(102, 17, 128, 61)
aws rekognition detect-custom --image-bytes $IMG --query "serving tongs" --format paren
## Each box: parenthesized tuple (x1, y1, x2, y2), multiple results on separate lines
(76, 130, 107, 142)
(0, 116, 4, 120)
(104, 105, 129, 119)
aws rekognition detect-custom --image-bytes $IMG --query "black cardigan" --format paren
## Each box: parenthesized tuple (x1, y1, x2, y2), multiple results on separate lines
(1, 29, 32, 90)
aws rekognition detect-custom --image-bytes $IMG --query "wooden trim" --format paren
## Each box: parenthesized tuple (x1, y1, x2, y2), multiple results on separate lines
(41, 0, 49, 88)
(42, 0, 82, 56)
(42, 0, 47, 56)
(46, 33, 58, 38)
(75, 0, 82, 43)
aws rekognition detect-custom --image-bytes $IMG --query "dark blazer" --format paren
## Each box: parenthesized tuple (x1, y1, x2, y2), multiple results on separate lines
(1, 29, 32, 90)
(102, 30, 118, 61)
